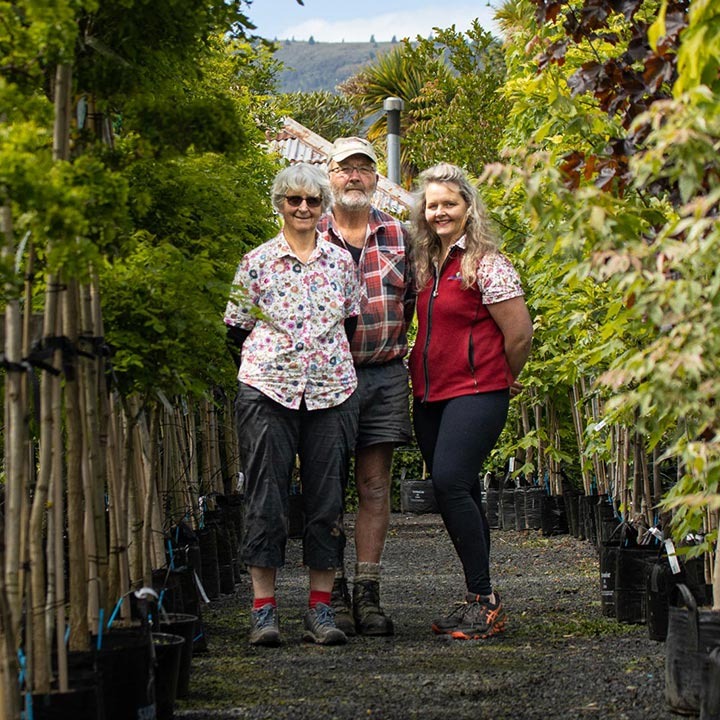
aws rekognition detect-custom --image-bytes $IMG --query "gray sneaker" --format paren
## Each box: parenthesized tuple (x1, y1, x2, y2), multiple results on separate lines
(432, 592, 506, 640)
(431, 599, 469, 635)
(330, 576, 356, 637)
(303, 602, 347, 645)
(249, 603, 281, 647)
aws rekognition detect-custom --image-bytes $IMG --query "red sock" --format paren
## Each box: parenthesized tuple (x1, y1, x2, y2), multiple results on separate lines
(253, 596, 276, 610)
(309, 590, 331, 608)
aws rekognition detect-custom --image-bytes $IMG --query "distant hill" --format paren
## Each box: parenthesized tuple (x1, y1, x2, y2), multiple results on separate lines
(272, 40, 401, 94)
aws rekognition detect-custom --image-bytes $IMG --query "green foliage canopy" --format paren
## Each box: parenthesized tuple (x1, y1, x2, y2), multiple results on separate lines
(495, 0, 720, 544)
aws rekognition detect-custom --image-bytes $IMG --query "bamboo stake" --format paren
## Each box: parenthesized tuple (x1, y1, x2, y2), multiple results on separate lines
(158, 405, 180, 527)
(141, 405, 160, 586)
(608, 425, 620, 514)
(127, 398, 145, 591)
(209, 396, 224, 494)
(159, 407, 171, 525)
(639, 441, 652, 527)
(570, 384, 591, 494)
(519, 400, 533, 479)
(200, 397, 213, 497)
(630, 431, 640, 522)
(621, 427, 631, 520)
(531, 389, 544, 488)
(547, 398, 561, 495)
(594, 397, 608, 495)
(184, 399, 200, 529)
(224, 393, 241, 491)
(109, 394, 133, 618)
(105, 394, 124, 610)
(174, 405, 195, 524)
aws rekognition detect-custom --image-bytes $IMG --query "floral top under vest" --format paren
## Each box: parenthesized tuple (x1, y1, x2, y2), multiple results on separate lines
(224, 232, 360, 410)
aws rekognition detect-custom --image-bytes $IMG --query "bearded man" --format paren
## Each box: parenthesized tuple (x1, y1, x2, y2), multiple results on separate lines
(317, 137, 414, 637)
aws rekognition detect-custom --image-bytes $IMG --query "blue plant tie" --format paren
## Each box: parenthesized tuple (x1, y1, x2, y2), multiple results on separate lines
(107, 594, 125, 630)
(158, 588, 166, 611)
(97, 609, 105, 649)
(95, 610, 104, 650)
(17, 647, 26, 686)
(167, 539, 175, 570)
(23, 693, 33, 720)
(64, 624, 70, 645)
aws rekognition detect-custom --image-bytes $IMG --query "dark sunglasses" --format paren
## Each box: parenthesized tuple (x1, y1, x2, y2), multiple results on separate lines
(285, 195, 323, 208)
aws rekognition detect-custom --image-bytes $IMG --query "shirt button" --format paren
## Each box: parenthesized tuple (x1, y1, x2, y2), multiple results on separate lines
(295, 342, 304, 351)
(297, 321, 303, 328)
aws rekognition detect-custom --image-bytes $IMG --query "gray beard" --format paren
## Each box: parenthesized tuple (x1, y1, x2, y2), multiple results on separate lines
(334, 190, 372, 211)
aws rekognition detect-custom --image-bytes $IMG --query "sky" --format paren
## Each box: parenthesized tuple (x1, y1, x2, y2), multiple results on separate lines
(245, 1, 500, 42)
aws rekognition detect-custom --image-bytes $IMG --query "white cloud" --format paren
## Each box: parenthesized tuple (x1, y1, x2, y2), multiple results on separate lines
(277, 6, 499, 43)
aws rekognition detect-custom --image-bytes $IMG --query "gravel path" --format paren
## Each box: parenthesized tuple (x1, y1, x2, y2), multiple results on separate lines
(175, 513, 676, 720)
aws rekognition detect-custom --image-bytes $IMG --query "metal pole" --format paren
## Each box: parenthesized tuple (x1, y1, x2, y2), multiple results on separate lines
(383, 97, 403, 185)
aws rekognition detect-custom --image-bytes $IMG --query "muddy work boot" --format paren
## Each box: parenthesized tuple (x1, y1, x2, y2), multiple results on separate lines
(330, 576, 356, 637)
(352, 579, 394, 636)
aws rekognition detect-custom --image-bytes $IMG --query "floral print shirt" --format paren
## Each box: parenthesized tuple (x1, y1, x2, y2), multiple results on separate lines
(224, 232, 360, 410)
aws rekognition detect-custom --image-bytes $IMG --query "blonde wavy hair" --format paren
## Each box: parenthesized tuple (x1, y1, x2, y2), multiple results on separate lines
(410, 163, 498, 290)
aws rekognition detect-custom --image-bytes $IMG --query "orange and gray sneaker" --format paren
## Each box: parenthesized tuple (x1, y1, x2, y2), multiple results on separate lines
(432, 591, 506, 640)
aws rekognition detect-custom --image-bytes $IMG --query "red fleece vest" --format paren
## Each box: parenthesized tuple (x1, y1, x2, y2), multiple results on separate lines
(409, 253, 513, 402)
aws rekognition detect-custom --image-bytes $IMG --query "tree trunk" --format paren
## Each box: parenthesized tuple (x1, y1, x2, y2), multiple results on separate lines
(141, 405, 161, 585)
(1, 203, 26, 659)
(29, 254, 61, 693)
(126, 396, 145, 590)
(713, 518, 719, 612)
(63, 277, 89, 651)
(178, 402, 200, 528)
(0, 585, 21, 719)
(78, 279, 107, 630)
(110, 394, 133, 620)
(223, 392, 241, 492)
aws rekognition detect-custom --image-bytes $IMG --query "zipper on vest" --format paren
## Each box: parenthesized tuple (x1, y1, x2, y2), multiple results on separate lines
(468, 298, 481, 393)
(422, 259, 445, 402)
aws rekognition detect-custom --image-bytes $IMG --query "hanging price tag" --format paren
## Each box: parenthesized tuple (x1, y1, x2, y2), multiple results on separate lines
(664, 538, 681, 574)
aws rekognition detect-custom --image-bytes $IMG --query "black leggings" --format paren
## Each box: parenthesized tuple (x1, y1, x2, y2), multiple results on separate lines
(413, 391, 509, 596)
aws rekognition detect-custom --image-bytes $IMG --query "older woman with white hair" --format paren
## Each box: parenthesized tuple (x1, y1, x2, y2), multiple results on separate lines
(224, 163, 360, 647)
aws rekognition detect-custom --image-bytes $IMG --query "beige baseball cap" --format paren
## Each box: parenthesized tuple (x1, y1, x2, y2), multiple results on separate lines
(328, 136, 378, 164)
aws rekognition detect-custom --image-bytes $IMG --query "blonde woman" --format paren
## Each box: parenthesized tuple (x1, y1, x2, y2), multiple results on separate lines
(408, 163, 533, 640)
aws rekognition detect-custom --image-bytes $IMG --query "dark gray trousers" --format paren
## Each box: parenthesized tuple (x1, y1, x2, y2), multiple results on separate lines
(236, 382, 359, 570)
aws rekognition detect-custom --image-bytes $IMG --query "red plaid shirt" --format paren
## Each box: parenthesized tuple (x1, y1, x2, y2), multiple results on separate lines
(318, 207, 414, 366)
